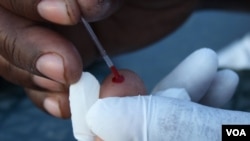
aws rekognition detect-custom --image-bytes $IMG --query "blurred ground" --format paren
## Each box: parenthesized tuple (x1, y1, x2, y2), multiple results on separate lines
(1, 10, 250, 141)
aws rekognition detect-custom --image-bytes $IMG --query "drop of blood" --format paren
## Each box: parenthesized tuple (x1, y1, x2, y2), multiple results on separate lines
(112, 74, 125, 83)
(110, 66, 124, 83)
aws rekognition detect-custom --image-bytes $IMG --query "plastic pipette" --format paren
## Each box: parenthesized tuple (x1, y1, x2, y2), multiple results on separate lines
(81, 18, 124, 83)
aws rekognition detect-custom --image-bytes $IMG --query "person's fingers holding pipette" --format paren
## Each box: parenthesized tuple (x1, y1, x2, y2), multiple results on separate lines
(38, 0, 123, 24)
(0, 0, 121, 25)
(0, 7, 83, 118)
(0, 0, 80, 25)
(0, 6, 83, 85)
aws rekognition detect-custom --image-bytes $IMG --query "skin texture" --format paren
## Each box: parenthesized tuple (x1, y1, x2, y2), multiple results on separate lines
(0, 0, 249, 118)
(100, 69, 147, 98)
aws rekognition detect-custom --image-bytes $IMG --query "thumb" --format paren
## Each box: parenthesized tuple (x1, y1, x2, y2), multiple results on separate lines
(86, 96, 149, 141)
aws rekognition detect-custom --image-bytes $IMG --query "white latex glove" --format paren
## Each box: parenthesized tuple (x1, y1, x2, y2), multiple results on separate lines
(70, 72, 100, 141)
(87, 89, 250, 141)
(218, 33, 250, 70)
(84, 48, 249, 141)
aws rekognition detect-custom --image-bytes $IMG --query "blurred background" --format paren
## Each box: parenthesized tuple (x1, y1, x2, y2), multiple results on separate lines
(1, 10, 250, 141)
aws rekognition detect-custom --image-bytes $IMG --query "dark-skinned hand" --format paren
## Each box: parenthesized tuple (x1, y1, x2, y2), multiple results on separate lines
(0, 0, 214, 118)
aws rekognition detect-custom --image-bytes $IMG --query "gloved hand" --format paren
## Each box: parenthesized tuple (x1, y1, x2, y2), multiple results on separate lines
(70, 48, 248, 141)
(87, 87, 250, 141)
(86, 48, 250, 141)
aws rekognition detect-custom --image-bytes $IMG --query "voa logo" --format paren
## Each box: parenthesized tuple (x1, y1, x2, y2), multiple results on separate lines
(226, 129, 246, 136)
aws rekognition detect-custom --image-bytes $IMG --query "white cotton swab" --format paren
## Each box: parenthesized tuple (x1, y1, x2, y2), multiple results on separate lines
(69, 72, 100, 141)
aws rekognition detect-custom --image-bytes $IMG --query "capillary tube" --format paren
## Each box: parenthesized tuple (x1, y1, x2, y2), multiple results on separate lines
(81, 18, 124, 83)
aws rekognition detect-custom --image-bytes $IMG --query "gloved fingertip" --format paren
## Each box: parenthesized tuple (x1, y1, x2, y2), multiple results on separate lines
(151, 48, 218, 102)
(220, 69, 239, 85)
(200, 69, 239, 107)
(177, 48, 218, 101)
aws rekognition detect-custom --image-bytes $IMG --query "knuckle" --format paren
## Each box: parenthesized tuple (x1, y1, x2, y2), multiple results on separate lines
(0, 30, 21, 67)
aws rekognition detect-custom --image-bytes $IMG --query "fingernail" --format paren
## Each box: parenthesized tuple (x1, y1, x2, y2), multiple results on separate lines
(44, 97, 62, 118)
(37, 0, 72, 24)
(36, 53, 65, 84)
